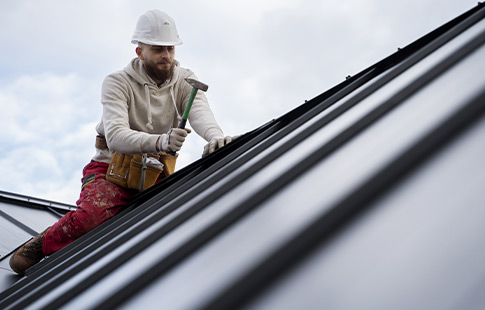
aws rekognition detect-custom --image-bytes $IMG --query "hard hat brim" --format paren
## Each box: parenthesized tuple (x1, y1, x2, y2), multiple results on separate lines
(131, 39, 183, 46)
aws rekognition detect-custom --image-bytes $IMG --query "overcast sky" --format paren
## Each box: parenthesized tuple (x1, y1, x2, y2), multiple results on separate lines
(0, 0, 477, 205)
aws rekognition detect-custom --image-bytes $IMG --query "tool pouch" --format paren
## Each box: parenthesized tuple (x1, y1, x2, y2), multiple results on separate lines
(159, 152, 178, 176)
(127, 154, 164, 191)
(106, 152, 133, 188)
(107, 152, 166, 191)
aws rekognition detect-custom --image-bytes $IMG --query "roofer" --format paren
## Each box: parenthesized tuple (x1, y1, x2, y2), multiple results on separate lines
(10, 9, 236, 275)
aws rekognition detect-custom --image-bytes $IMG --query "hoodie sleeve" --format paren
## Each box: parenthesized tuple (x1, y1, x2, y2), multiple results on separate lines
(101, 74, 159, 154)
(176, 70, 224, 141)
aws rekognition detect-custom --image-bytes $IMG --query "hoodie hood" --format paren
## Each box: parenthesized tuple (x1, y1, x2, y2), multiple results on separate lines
(123, 58, 180, 130)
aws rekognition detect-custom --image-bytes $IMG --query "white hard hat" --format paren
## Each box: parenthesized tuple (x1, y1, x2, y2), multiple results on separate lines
(131, 10, 183, 46)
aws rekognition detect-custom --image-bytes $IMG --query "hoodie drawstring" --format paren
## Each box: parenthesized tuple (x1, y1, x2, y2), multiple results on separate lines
(144, 84, 154, 130)
(169, 86, 181, 126)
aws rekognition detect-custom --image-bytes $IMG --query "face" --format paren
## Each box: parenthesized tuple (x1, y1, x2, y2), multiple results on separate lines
(136, 44, 175, 84)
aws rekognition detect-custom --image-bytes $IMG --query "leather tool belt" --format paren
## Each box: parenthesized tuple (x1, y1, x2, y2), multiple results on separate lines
(96, 135, 178, 191)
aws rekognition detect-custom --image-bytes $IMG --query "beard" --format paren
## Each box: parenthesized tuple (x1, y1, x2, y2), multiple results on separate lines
(144, 59, 175, 85)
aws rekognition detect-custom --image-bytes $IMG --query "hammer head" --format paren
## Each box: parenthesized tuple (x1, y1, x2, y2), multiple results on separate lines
(185, 78, 209, 92)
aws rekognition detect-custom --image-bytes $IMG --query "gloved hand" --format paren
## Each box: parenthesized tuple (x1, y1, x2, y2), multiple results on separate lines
(158, 128, 191, 153)
(202, 135, 240, 157)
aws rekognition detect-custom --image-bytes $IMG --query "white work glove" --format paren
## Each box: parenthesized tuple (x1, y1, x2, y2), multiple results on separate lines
(202, 135, 240, 157)
(158, 128, 191, 153)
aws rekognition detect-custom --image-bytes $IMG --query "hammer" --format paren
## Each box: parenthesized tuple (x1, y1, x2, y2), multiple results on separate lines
(167, 78, 209, 155)
(178, 78, 209, 128)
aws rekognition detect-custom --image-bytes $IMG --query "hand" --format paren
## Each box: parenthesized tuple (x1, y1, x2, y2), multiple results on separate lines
(158, 128, 191, 153)
(202, 135, 240, 157)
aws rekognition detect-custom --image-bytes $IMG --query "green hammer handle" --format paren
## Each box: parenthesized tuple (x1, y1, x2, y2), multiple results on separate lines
(178, 87, 198, 128)
(167, 87, 198, 156)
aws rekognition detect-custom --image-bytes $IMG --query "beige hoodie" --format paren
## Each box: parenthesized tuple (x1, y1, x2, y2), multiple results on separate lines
(92, 58, 224, 163)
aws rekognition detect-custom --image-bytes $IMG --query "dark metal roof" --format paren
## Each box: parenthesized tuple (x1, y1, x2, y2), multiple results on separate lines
(1, 3, 485, 309)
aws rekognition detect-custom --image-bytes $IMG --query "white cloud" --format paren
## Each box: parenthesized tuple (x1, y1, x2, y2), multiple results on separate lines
(0, 73, 98, 144)
(0, 72, 99, 204)
(0, 146, 61, 197)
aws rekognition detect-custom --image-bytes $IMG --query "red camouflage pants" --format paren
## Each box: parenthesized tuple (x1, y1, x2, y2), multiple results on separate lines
(42, 161, 134, 255)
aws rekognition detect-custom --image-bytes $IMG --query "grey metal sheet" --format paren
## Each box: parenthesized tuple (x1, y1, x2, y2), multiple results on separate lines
(0, 202, 61, 233)
(246, 110, 485, 310)
(0, 267, 20, 296)
(0, 219, 31, 258)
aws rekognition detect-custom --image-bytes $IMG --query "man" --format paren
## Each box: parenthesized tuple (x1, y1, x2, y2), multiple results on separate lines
(10, 9, 235, 275)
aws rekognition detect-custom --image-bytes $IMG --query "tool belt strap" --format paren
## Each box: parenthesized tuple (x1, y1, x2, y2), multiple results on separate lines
(96, 135, 108, 150)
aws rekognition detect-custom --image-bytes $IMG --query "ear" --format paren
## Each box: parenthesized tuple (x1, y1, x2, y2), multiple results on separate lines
(136, 47, 144, 60)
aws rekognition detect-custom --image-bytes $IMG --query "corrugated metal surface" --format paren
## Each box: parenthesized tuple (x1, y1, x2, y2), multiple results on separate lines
(0, 3, 484, 309)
